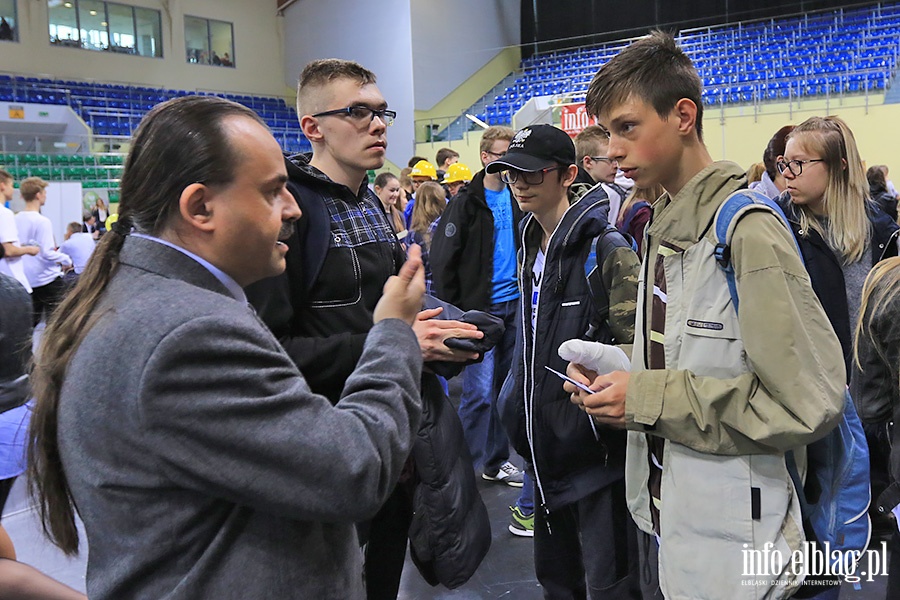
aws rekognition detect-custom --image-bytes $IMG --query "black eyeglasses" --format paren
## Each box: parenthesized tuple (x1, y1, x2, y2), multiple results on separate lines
(311, 105, 396, 127)
(776, 158, 824, 177)
(588, 156, 617, 164)
(485, 150, 507, 158)
(499, 166, 566, 186)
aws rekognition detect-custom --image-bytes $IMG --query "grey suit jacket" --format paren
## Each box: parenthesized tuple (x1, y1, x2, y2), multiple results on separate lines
(57, 235, 423, 600)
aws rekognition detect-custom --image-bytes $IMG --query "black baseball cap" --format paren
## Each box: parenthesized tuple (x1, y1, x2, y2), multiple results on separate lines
(485, 124, 576, 174)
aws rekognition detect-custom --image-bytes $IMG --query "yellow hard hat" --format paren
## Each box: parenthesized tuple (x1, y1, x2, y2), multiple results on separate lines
(410, 160, 437, 180)
(442, 163, 472, 185)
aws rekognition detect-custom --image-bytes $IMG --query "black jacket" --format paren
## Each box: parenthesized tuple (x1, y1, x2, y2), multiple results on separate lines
(246, 154, 490, 589)
(871, 184, 898, 222)
(853, 265, 900, 511)
(503, 193, 639, 511)
(430, 170, 523, 311)
(0, 272, 32, 412)
(779, 195, 900, 381)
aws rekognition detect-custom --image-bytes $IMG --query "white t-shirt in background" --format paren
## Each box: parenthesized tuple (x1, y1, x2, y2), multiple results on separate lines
(59, 232, 96, 275)
(0, 205, 31, 293)
(14, 210, 72, 288)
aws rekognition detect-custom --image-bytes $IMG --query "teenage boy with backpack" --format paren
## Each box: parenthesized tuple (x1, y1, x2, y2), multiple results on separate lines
(491, 124, 642, 598)
(566, 32, 846, 599)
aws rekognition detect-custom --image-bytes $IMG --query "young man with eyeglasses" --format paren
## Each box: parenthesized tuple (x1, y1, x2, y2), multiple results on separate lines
(245, 58, 489, 599)
(487, 124, 641, 596)
(431, 126, 528, 490)
(575, 125, 629, 224)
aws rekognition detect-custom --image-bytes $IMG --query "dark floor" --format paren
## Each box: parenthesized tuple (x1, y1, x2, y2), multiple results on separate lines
(0, 372, 892, 598)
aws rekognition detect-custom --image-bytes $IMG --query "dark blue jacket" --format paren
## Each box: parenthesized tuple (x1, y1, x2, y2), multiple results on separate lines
(502, 193, 639, 511)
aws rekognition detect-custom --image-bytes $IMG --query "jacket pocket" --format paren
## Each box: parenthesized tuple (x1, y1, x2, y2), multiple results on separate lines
(308, 245, 362, 308)
(679, 312, 747, 380)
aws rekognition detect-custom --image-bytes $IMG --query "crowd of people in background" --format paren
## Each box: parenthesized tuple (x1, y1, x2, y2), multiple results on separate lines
(2, 29, 900, 600)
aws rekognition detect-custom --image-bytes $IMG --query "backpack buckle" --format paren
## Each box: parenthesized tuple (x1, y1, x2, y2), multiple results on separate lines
(714, 242, 730, 268)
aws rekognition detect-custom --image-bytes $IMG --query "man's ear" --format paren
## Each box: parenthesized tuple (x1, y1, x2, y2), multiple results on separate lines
(178, 183, 215, 233)
(562, 164, 579, 187)
(300, 115, 323, 142)
(673, 98, 699, 137)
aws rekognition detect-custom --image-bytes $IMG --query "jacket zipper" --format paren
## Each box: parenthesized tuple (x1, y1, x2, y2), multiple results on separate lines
(523, 198, 605, 533)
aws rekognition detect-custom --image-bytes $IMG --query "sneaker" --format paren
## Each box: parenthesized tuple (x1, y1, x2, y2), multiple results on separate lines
(508, 505, 534, 537)
(482, 461, 524, 487)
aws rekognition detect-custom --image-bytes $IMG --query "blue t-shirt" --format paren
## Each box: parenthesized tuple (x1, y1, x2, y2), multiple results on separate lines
(485, 186, 519, 303)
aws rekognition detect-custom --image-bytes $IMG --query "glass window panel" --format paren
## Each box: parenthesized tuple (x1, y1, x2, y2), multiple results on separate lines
(0, 0, 17, 42)
(78, 0, 107, 51)
(49, 0, 80, 47)
(208, 19, 233, 67)
(184, 16, 209, 64)
(107, 3, 134, 53)
(134, 6, 161, 57)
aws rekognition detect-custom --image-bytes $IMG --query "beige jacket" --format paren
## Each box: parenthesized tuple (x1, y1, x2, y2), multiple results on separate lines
(626, 162, 845, 599)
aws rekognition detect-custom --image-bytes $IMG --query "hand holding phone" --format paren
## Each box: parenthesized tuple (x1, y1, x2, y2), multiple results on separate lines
(544, 365, 595, 394)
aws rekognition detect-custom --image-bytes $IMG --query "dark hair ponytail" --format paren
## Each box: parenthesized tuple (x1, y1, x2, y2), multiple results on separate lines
(28, 95, 264, 554)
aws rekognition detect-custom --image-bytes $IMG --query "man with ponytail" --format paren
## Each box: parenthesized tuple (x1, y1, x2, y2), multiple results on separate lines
(28, 95, 428, 600)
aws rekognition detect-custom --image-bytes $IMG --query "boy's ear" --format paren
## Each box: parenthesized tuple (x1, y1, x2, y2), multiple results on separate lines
(673, 98, 699, 137)
(562, 164, 579, 187)
(300, 115, 323, 142)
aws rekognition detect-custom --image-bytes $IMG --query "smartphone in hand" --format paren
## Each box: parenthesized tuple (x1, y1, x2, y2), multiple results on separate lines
(544, 365, 594, 394)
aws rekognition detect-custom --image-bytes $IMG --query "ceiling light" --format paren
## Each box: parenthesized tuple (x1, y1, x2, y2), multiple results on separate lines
(90, 9, 97, 15)
(64, 2, 73, 7)
(100, 21, 107, 26)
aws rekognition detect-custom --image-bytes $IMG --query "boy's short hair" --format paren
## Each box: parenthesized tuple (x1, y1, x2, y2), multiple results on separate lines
(20, 176, 48, 200)
(296, 59, 377, 117)
(435, 147, 459, 166)
(574, 125, 610, 162)
(586, 30, 704, 139)
(479, 126, 515, 154)
(0, 168, 12, 183)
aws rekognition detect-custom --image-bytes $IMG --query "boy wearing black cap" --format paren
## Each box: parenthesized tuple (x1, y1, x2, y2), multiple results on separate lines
(489, 124, 641, 598)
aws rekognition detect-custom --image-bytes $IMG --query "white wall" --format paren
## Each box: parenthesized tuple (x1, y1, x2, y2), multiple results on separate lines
(281, 0, 415, 166)
(2, 0, 290, 98)
(410, 0, 520, 111)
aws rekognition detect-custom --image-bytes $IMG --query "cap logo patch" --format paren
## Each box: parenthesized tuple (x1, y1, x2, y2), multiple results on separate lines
(509, 128, 532, 149)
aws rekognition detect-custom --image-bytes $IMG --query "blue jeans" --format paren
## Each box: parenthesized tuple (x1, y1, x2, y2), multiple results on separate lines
(516, 470, 534, 515)
(458, 298, 518, 474)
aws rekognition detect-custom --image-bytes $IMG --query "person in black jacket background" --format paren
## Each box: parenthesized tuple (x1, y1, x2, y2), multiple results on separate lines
(430, 126, 527, 488)
(869, 165, 898, 222)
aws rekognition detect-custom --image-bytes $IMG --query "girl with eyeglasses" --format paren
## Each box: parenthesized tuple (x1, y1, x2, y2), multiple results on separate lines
(778, 116, 900, 560)
(777, 116, 899, 381)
